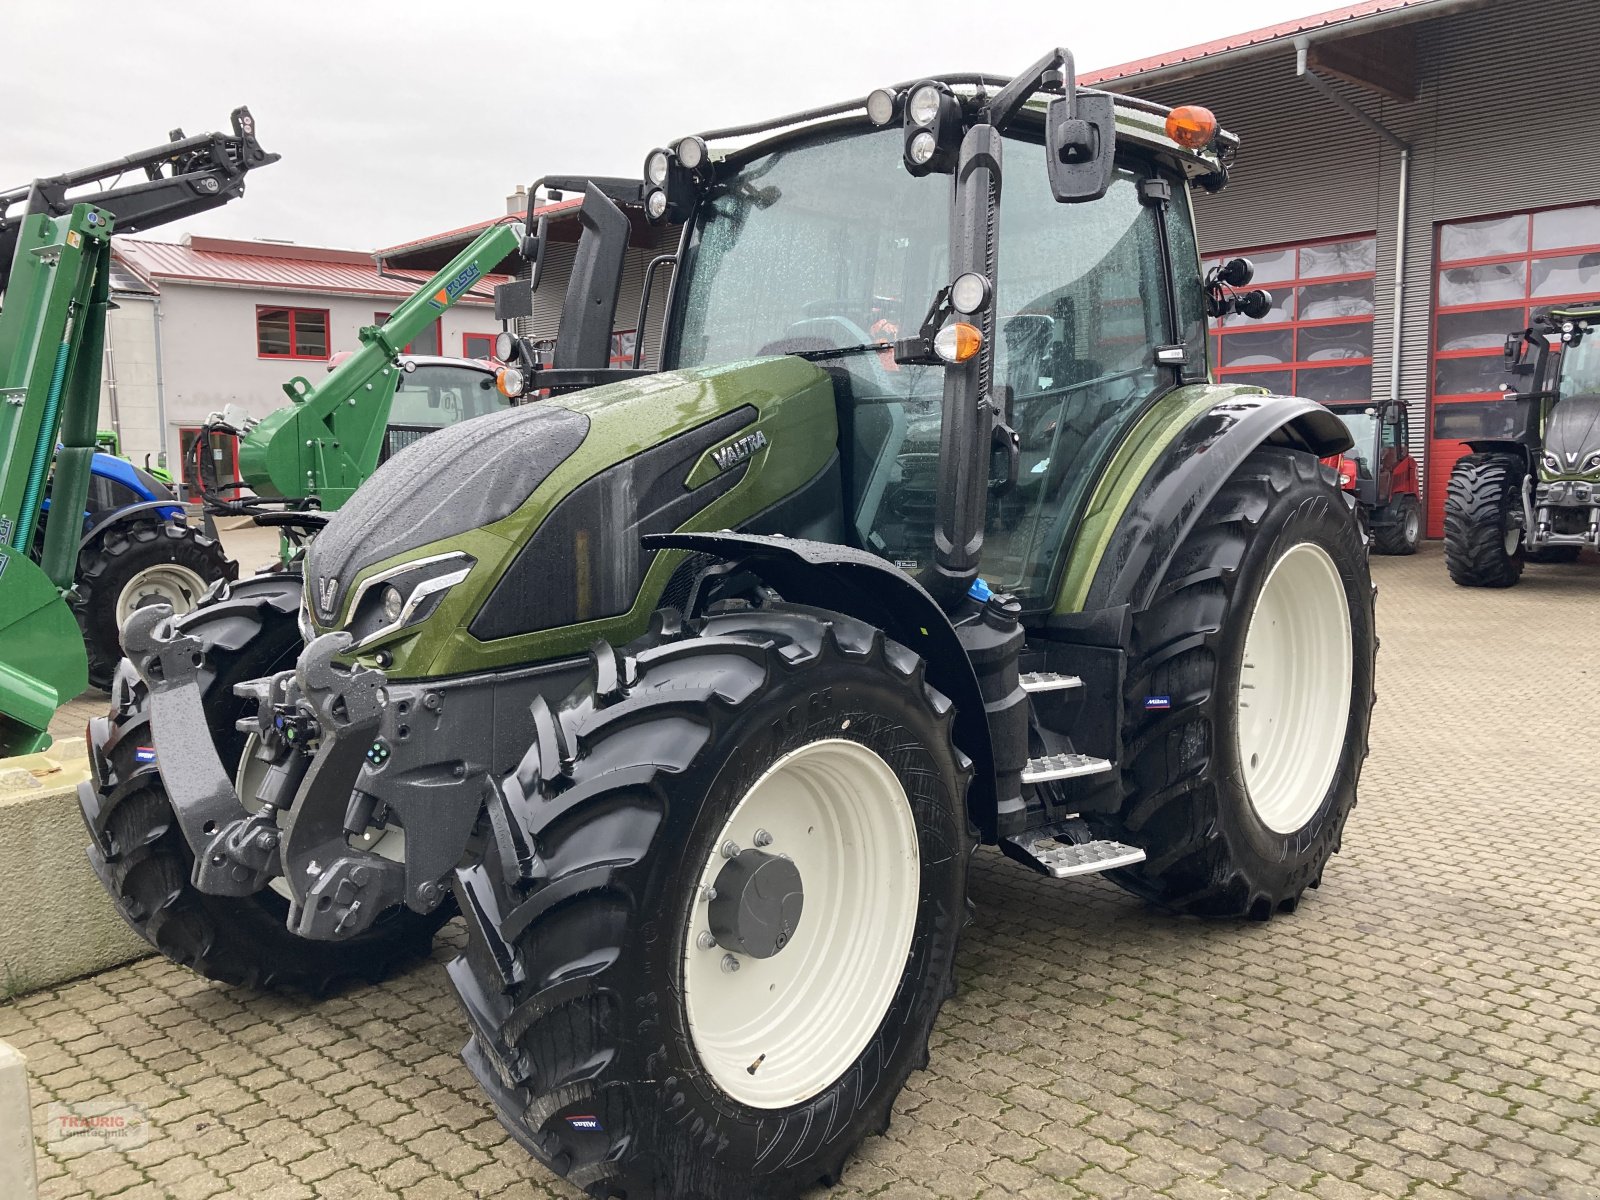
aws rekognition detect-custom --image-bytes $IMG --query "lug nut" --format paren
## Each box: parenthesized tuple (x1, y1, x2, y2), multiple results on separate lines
(753, 829, 773, 847)
(721, 840, 740, 859)
(721, 953, 740, 974)
(697, 931, 717, 950)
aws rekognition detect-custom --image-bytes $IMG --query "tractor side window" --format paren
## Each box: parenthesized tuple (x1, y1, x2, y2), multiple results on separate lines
(979, 157, 1171, 604)
(1164, 187, 1209, 381)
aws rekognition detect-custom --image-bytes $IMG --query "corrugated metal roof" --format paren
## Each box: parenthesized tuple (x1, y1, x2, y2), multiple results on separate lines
(113, 235, 501, 304)
(377, 197, 583, 260)
(1083, 0, 1452, 85)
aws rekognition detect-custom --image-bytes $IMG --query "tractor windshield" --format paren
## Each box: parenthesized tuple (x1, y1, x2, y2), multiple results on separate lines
(1556, 333, 1600, 398)
(669, 124, 1190, 607)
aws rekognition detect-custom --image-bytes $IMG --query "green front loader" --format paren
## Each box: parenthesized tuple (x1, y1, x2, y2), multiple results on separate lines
(81, 51, 1375, 1199)
(0, 110, 275, 749)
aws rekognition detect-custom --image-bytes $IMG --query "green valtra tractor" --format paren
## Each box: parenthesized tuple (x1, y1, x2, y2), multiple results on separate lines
(82, 50, 1376, 1197)
(1445, 303, 1600, 585)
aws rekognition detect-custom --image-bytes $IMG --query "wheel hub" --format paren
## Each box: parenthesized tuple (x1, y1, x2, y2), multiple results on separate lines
(708, 849, 804, 959)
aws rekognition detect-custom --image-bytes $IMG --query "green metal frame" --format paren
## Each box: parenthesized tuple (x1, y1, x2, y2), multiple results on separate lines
(0, 203, 115, 751)
(238, 222, 524, 508)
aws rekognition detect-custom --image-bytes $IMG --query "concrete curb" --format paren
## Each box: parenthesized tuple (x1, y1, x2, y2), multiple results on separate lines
(0, 1040, 37, 1200)
(0, 740, 152, 997)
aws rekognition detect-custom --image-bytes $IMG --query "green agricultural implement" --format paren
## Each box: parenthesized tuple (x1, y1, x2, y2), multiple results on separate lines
(0, 110, 274, 751)
(82, 51, 1376, 1198)
(1445, 303, 1600, 585)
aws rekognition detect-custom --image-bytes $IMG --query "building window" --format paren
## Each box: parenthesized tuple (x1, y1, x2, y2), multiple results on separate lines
(1206, 234, 1377, 402)
(463, 332, 496, 359)
(256, 307, 329, 360)
(375, 312, 441, 356)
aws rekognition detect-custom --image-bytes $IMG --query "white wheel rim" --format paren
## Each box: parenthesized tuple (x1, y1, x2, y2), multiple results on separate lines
(682, 738, 919, 1109)
(116, 564, 210, 625)
(1503, 525, 1520, 556)
(1235, 542, 1353, 834)
(1404, 509, 1419, 543)
(235, 734, 405, 901)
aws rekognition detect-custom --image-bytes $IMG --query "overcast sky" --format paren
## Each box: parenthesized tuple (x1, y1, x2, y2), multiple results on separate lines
(2, 0, 1340, 251)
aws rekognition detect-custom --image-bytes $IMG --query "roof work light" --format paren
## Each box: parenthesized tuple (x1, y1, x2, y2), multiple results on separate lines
(902, 81, 961, 176)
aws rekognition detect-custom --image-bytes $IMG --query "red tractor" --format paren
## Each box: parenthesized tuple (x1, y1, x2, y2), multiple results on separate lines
(1319, 398, 1421, 555)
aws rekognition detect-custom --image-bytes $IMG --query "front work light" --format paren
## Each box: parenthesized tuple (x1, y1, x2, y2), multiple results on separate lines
(494, 331, 514, 360)
(675, 136, 707, 172)
(866, 88, 898, 126)
(646, 188, 669, 220)
(645, 149, 671, 186)
(933, 322, 982, 364)
(902, 80, 961, 176)
(949, 272, 991, 315)
(1164, 104, 1218, 150)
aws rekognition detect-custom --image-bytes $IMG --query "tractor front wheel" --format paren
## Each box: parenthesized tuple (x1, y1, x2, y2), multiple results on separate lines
(1372, 494, 1421, 556)
(1087, 446, 1377, 919)
(80, 573, 450, 991)
(72, 514, 235, 691)
(1443, 453, 1526, 587)
(450, 603, 971, 1199)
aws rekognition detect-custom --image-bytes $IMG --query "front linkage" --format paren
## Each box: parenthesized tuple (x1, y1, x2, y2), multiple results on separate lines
(95, 605, 491, 939)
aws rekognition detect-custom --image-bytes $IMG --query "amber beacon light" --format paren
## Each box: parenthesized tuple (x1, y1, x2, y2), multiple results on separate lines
(1164, 104, 1218, 150)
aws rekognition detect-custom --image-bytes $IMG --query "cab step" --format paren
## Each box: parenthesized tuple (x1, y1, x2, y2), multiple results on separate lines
(1004, 822, 1147, 879)
(1019, 670, 1082, 694)
(1021, 752, 1113, 783)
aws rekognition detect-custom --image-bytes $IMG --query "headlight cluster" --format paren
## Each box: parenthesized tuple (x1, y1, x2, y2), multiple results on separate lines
(333, 552, 476, 651)
(641, 137, 709, 225)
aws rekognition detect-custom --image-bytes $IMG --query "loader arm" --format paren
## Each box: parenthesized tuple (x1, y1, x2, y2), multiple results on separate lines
(236, 220, 526, 507)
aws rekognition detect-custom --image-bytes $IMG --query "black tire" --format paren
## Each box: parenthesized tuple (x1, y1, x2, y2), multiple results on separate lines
(1086, 446, 1377, 919)
(80, 573, 450, 992)
(449, 603, 971, 1199)
(1371, 494, 1421, 556)
(73, 514, 236, 691)
(1525, 544, 1582, 564)
(1443, 453, 1526, 588)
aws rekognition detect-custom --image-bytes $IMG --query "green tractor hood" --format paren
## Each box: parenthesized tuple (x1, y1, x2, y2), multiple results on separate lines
(1543, 394, 1600, 479)
(304, 355, 840, 679)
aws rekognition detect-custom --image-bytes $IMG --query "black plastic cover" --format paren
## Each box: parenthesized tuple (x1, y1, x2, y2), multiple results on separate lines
(308, 404, 590, 622)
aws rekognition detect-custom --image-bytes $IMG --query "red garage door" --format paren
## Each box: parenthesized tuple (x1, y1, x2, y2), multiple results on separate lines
(1429, 203, 1600, 536)
(1206, 235, 1378, 403)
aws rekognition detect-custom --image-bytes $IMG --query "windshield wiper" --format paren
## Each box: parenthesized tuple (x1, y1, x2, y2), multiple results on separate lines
(792, 342, 893, 361)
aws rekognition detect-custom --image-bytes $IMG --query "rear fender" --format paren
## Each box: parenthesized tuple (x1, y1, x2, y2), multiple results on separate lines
(1081, 394, 1351, 614)
(644, 531, 995, 837)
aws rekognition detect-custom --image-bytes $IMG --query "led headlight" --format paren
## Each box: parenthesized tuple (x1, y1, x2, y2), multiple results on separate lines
(494, 331, 515, 360)
(866, 88, 898, 127)
(908, 131, 937, 165)
(1543, 451, 1563, 474)
(675, 135, 707, 172)
(338, 552, 476, 651)
(908, 85, 942, 127)
(1585, 451, 1600, 473)
(950, 272, 991, 315)
(646, 188, 669, 220)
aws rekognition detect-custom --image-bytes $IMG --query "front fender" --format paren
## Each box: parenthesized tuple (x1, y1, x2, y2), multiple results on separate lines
(1080, 392, 1352, 615)
(644, 531, 995, 838)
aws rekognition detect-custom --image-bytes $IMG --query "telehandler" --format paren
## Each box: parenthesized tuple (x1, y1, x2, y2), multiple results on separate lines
(83, 50, 1376, 1198)
(1445, 303, 1600, 585)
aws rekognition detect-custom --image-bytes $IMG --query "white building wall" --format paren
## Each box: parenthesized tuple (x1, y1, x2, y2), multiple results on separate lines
(148, 284, 501, 465)
(98, 294, 163, 469)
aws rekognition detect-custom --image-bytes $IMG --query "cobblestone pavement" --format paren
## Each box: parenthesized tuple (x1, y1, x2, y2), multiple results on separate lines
(6, 545, 1600, 1200)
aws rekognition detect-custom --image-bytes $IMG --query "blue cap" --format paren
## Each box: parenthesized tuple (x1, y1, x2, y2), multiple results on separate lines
(967, 577, 993, 603)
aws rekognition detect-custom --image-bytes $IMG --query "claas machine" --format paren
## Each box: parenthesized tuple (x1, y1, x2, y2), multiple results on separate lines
(0, 110, 275, 746)
(1445, 303, 1600, 585)
(81, 51, 1376, 1198)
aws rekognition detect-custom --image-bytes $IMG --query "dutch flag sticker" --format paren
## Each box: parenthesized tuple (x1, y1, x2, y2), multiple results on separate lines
(134, 746, 158, 763)
(1143, 696, 1172, 711)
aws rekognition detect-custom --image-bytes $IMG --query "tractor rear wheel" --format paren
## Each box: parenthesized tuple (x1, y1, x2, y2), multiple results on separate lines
(72, 514, 235, 691)
(79, 573, 449, 992)
(1372, 494, 1421, 556)
(1087, 446, 1376, 919)
(1443, 453, 1526, 587)
(449, 603, 971, 1199)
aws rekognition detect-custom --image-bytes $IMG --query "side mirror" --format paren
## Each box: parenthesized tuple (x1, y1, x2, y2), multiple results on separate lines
(1045, 91, 1115, 203)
